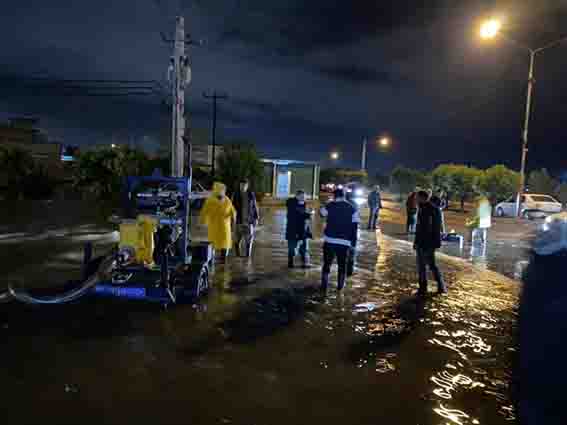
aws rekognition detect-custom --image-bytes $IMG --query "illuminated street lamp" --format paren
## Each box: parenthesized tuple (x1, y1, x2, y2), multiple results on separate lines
(330, 151, 340, 160)
(361, 136, 391, 170)
(479, 18, 567, 216)
(111, 143, 117, 149)
(378, 137, 390, 148)
(480, 19, 502, 40)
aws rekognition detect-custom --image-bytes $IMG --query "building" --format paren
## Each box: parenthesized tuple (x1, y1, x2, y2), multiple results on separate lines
(261, 159, 320, 200)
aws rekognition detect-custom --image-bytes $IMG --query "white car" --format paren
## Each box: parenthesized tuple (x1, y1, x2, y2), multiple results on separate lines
(495, 194, 563, 218)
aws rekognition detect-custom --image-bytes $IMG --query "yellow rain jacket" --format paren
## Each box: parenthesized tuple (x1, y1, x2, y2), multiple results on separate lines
(466, 196, 492, 229)
(200, 182, 237, 250)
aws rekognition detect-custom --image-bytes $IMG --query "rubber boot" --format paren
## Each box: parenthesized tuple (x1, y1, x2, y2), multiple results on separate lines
(337, 272, 346, 291)
(234, 241, 241, 257)
(417, 282, 427, 297)
(244, 241, 253, 258)
(288, 256, 295, 269)
(321, 273, 330, 291)
(219, 249, 228, 264)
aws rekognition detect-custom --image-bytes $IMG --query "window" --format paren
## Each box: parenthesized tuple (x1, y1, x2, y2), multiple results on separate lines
(530, 195, 558, 203)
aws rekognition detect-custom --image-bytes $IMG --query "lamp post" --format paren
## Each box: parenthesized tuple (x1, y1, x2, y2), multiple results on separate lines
(361, 136, 390, 171)
(480, 19, 567, 216)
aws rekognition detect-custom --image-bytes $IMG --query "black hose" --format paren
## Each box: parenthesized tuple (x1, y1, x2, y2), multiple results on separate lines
(8, 256, 115, 305)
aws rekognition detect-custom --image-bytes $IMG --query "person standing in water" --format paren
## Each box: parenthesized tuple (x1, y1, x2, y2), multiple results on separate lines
(319, 188, 360, 291)
(285, 190, 313, 268)
(232, 179, 259, 257)
(200, 182, 237, 263)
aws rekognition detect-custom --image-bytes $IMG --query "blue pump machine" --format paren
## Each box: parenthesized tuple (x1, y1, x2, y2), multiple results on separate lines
(3, 172, 213, 306)
(89, 173, 213, 304)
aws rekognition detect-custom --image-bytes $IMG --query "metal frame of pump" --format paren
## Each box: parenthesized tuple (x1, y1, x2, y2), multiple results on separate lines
(88, 174, 212, 305)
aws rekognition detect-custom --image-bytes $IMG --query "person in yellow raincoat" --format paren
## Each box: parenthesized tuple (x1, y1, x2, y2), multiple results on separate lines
(465, 195, 492, 245)
(200, 182, 237, 263)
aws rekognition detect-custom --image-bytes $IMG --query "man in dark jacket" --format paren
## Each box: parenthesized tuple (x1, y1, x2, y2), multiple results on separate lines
(320, 188, 360, 290)
(232, 179, 259, 257)
(286, 190, 313, 268)
(367, 185, 383, 230)
(414, 190, 447, 295)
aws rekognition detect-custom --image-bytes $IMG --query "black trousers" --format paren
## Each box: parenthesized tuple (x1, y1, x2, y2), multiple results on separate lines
(322, 243, 349, 276)
(368, 207, 380, 229)
(416, 247, 444, 291)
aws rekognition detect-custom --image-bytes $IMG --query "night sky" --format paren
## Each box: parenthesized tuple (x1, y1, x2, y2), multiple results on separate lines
(1, 0, 567, 173)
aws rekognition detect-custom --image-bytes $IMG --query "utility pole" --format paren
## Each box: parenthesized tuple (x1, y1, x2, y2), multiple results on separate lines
(361, 138, 367, 171)
(203, 91, 228, 178)
(165, 16, 200, 178)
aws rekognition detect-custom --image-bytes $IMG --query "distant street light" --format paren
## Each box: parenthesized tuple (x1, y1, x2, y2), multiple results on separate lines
(111, 143, 117, 149)
(330, 151, 340, 160)
(378, 137, 390, 148)
(479, 18, 567, 216)
(361, 136, 392, 171)
(480, 19, 502, 40)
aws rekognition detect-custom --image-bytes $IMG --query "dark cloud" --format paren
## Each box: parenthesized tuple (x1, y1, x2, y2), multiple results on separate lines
(216, 0, 449, 55)
(317, 65, 405, 85)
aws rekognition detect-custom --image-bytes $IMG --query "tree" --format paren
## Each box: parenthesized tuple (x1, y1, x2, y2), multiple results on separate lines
(22, 163, 57, 200)
(391, 166, 417, 196)
(432, 164, 482, 212)
(72, 146, 150, 200)
(528, 168, 557, 195)
(0, 146, 36, 199)
(480, 165, 521, 206)
(319, 168, 368, 185)
(216, 143, 264, 197)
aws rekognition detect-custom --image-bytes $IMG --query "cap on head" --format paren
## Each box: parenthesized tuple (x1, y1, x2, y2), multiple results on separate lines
(417, 190, 430, 201)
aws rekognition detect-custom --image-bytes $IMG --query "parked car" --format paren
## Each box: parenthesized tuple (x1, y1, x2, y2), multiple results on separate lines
(495, 194, 563, 219)
(133, 180, 210, 210)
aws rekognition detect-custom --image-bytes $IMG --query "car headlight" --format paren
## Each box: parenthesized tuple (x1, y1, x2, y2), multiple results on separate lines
(354, 197, 365, 206)
(355, 189, 363, 196)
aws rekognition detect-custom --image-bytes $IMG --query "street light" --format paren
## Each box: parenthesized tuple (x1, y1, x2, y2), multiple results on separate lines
(480, 18, 567, 216)
(330, 151, 340, 160)
(111, 143, 117, 149)
(361, 136, 391, 170)
(378, 137, 390, 148)
(480, 19, 502, 40)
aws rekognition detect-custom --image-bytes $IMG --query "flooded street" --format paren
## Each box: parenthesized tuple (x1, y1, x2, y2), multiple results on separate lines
(0, 203, 519, 425)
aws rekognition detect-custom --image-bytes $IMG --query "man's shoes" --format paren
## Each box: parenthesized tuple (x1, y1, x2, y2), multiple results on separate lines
(288, 258, 295, 269)
(437, 285, 448, 295)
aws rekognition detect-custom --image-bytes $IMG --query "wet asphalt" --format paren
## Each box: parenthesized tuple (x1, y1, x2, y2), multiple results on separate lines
(0, 202, 519, 425)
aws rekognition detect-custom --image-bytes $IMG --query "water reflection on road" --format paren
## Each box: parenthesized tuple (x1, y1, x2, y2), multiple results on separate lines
(0, 205, 518, 425)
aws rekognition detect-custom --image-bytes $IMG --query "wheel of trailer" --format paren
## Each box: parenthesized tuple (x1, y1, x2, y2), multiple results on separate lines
(496, 207, 504, 217)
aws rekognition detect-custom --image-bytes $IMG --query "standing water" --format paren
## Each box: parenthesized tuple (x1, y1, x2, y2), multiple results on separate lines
(0, 203, 518, 424)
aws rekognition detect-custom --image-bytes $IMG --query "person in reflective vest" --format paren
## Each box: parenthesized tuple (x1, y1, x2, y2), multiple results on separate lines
(319, 188, 360, 290)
